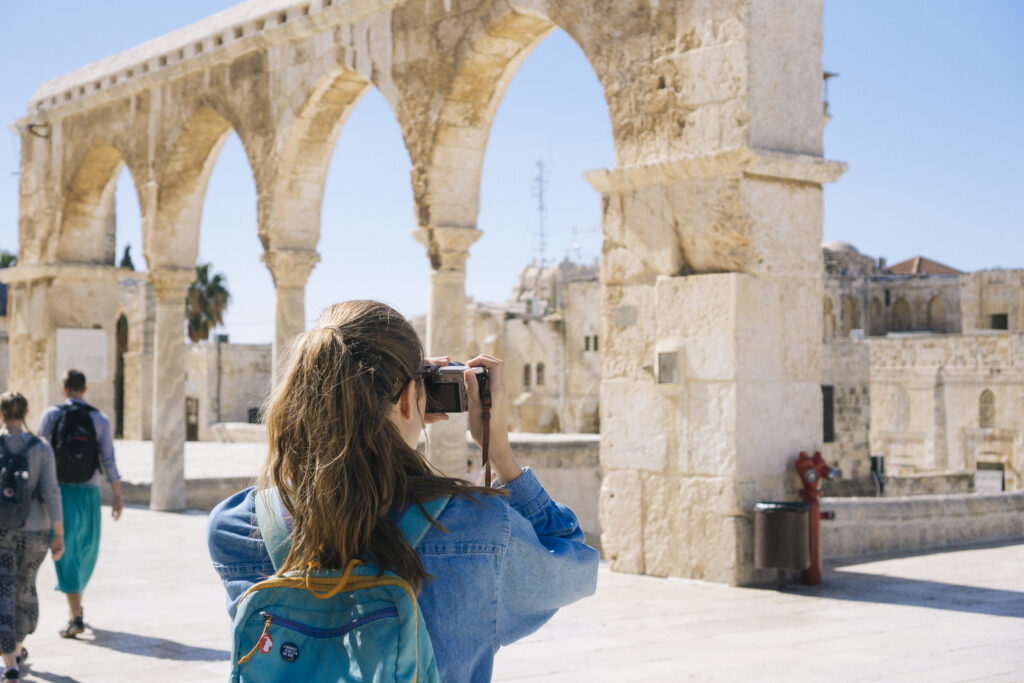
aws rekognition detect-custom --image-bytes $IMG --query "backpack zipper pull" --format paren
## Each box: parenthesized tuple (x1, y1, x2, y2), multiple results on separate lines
(238, 613, 273, 665)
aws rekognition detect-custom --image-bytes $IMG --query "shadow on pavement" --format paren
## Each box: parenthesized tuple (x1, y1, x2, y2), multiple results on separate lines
(18, 666, 79, 683)
(78, 627, 229, 661)
(793, 570, 1024, 619)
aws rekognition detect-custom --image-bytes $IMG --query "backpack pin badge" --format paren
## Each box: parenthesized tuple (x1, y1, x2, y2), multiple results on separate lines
(257, 633, 273, 655)
(280, 642, 299, 662)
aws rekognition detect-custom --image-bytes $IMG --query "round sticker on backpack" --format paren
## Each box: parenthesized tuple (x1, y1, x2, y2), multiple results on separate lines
(280, 642, 299, 662)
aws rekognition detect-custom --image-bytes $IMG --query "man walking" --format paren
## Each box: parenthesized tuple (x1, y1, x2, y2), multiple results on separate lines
(37, 369, 123, 638)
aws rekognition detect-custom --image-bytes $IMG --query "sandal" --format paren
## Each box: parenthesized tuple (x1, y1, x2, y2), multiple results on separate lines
(59, 616, 85, 639)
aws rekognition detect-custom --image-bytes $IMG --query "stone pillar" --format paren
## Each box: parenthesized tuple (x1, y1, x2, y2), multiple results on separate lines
(413, 226, 482, 477)
(261, 248, 320, 380)
(149, 267, 194, 512)
(587, 150, 845, 585)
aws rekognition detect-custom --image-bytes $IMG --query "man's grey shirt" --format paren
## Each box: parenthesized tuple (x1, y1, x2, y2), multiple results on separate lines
(38, 398, 120, 486)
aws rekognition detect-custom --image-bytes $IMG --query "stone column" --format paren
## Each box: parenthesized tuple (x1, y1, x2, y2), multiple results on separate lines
(413, 226, 482, 477)
(261, 248, 320, 380)
(149, 267, 194, 512)
(587, 150, 845, 585)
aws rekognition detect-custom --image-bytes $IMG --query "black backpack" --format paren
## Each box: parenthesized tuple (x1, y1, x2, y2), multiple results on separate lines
(0, 435, 38, 529)
(52, 403, 100, 484)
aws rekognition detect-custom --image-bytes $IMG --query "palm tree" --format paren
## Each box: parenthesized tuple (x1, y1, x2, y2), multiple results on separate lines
(186, 263, 231, 343)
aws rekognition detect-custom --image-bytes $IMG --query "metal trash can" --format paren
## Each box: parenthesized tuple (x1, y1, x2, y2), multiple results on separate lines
(754, 502, 810, 570)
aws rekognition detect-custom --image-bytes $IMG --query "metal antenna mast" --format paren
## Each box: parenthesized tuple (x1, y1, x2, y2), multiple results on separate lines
(530, 160, 549, 266)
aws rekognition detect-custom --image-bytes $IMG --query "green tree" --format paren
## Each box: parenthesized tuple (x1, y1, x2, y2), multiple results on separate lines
(186, 263, 231, 343)
(0, 250, 17, 268)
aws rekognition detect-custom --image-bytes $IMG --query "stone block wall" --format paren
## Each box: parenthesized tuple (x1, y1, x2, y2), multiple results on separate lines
(822, 491, 1024, 560)
(822, 340, 870, 479)
(960, 269, 1024, 332)
(185, 342, 271, 440)
(869, 332, 1024, 487)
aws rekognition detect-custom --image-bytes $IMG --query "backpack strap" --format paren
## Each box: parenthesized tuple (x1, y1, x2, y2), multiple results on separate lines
(254, 488, 291, 572)
(0, 434, 38, 459)
(254, 488, 451, 572)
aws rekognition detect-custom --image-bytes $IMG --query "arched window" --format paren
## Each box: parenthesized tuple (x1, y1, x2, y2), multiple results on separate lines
(980, 389, 995, 428)
(891, 297, 912, 331)
(842, 296, 860, 336)
(823, 296, 835, 340)
(536, 362, 545, 386)
(926, 296, 946, 333)
(869, 297, 885, 336)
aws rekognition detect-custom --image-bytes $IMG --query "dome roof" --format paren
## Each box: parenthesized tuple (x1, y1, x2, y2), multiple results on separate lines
(823, 240, 860, 254)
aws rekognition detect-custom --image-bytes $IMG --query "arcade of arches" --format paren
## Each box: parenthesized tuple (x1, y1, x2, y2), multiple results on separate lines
(4, 0, 846, 585)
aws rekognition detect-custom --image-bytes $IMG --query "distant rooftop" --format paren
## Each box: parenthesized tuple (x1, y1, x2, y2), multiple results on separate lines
(887, 256, 962, 276)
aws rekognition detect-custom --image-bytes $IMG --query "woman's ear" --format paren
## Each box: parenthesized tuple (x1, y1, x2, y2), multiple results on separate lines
(397, 379, 417, 420)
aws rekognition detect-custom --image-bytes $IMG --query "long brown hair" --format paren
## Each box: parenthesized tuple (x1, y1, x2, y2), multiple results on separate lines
(260, 300, 495, 589)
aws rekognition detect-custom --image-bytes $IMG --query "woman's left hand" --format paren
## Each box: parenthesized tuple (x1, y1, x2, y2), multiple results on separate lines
(464, 354, 521, 484)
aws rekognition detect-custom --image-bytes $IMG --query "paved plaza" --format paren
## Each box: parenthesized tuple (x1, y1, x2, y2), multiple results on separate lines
(10, 492, 1021, 682)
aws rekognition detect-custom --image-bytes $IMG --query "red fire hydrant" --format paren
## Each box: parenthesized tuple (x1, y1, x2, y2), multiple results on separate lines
(795, 451, 837, 585)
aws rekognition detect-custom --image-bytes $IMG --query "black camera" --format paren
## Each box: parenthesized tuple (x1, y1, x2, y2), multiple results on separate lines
(421, 364, 487, 413)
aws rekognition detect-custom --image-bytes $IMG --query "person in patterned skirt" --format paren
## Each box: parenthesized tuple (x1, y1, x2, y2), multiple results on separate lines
(0, 392, 64, 681)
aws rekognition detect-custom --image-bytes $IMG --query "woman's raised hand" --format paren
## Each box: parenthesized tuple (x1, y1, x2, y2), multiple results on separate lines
(464, 355, 521, 484)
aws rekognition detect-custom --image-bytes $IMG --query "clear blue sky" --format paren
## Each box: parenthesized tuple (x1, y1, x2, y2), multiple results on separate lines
(1, 1, 1021, 344)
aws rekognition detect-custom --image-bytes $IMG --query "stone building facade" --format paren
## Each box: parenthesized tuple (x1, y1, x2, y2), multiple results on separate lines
(819, 242, 1024, 492)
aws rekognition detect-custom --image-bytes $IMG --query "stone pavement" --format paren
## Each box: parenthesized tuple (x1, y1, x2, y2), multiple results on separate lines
(15, 502, 1024, 682)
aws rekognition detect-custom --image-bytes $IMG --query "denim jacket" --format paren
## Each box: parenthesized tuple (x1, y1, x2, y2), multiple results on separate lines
(207, 468, 599, 682)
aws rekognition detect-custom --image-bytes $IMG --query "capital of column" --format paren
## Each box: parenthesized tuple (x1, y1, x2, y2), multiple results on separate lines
(413, 226, 482, 272)
(149, 267, 194, 301)
(584, 148, 848, 194)
(261, 248, 321, 288)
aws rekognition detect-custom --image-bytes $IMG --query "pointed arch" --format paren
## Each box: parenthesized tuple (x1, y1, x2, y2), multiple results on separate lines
(417, 7, 613, 230)
(152, 103, 262, 267)
(262, 65, 373, 252)
(823, 295, 835, 340)
(891, 297, 912, 332)
(979, 389, 995, 429)
(926, 295, 947, 332)
(841, 295, 860, 336)
(58, 143, 144, 265)
(869, 297, 885, 336)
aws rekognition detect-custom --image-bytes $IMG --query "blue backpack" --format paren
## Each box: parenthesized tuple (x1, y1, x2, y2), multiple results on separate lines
(229, 488, 448, 683)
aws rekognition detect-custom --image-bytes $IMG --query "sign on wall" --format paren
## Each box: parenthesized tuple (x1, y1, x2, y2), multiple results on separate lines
(56, 328, 108, 383)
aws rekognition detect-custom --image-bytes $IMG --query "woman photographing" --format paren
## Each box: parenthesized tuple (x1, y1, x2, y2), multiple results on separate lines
(208, 300, 598, 681)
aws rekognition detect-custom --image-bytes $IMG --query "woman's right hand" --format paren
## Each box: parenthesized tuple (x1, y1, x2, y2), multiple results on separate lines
(50, 533, 65, 561)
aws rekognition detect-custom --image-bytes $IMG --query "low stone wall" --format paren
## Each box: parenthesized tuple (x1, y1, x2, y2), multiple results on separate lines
(822, 472, 974, 497)
(474, 433, 603, 549)
(822, 491, 1024, 561)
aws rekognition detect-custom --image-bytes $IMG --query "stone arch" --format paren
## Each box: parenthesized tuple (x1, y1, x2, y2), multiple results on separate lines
(417, 7, 614, 230)
(891, 297, 912, 332)
(262, 65, 374, 252)
(926, 295, 947, 333)
(823, 295, 835, 340)
(979, 389, 995, 429)
(152, 105, 261, 267)
(869, 297, 885, 336)
(841, 295, 860, 337)
(58, 143, 144, 265)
